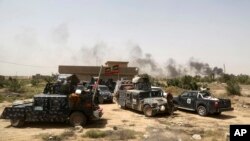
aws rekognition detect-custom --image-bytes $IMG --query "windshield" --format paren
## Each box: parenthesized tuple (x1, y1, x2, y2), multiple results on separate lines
(200, 91, 211, 97)
(121, 84, 134, 90)
(99, 86, 109, 91)
(76, 85, 84, 90)
(151, 90, 163, 97)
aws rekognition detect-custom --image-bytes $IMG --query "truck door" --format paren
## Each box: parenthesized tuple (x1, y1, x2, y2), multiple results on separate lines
(179, 92, 189, 107)
(132, 93, 140, 110)
(185, 92, 197, 109)
(125, 93, 132, 108)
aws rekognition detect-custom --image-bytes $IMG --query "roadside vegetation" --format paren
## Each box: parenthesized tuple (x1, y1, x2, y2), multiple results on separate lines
(0, 75, 57, 102)
(82, 128, 139, 140)
(151, 73, 250, 96)
(0, 73, 249, 103)
(36, 129, 75, 141)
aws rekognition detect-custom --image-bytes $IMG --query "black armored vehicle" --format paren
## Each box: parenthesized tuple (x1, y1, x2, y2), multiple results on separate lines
(0, 76, 103, 127)
(115, 75, 175, 117)
(173, 90, 234, 116)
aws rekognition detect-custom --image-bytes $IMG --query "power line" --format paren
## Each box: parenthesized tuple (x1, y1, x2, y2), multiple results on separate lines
(0, 60, 57, 68)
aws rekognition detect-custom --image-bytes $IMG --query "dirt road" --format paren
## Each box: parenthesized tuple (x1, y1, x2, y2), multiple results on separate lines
(0, 99, 250, 141)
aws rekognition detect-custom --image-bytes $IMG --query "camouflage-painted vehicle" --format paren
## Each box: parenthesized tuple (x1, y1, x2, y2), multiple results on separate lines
(115, 75, 175, 117)
(0, 76, 103, 127)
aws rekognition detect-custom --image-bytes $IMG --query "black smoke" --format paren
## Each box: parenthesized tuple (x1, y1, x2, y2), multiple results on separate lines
(189, 58, 223, 76)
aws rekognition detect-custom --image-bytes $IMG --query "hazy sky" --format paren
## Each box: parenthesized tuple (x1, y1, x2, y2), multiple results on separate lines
(0, 0, 250, 76)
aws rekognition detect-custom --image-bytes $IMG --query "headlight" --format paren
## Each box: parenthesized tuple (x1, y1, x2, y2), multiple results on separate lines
(160, 105, 165, 111)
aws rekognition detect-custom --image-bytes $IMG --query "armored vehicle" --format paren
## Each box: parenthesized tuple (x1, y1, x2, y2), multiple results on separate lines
(116, 75, 175, 117)
(97, 85, 113, 103)
(173, 90, 234, 116)
(0, 77, 103, 127)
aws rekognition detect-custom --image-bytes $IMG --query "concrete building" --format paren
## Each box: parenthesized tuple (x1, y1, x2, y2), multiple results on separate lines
(58, 61, 138, 81)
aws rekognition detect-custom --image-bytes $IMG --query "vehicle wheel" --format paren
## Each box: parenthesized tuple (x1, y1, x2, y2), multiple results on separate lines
(10, 119, 25, 127)
(143, 105, 154, 117)
(121, 104, 126, 109)
(197, 105, 207, 116)
(69, 112, 87, 127)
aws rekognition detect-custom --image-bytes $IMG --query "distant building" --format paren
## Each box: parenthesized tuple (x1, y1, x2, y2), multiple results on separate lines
(58, 61, 139, 81)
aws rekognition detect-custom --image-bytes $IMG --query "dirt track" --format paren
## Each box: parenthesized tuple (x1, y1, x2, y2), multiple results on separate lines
(0, 98, 250, 141)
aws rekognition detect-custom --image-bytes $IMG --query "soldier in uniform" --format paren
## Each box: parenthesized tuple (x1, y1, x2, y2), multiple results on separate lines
(165, 90, 174, 115)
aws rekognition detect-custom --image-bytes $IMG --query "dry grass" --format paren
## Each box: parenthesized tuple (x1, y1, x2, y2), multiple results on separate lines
(83, 128, 139, 140)
(36, 129, 75, 141)
(84, 129, 107, 138)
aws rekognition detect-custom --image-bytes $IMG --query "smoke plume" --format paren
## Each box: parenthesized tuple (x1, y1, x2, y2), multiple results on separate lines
(128, 45, 164, 77)
(165, 58, 185, 78)
(189, 58, 223, 75)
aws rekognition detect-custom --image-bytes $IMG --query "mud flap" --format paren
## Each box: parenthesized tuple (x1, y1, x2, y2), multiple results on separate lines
(0, 107, 25, 119)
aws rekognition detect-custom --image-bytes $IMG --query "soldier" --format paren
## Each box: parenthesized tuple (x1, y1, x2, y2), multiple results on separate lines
(165, 90, 174, 115)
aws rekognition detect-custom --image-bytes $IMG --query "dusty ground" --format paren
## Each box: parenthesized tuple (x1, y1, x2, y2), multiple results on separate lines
(0, 85, 250, 141)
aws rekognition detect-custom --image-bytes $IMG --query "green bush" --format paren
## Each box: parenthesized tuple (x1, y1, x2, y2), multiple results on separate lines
(7, 79, 25, 93)
(236, 74, 250, 84)
(0, 94, 4, 103)
(31, 78, 40, 86)
(85, 129, 107, 138)
(226, 80, 241, 95)
(38, 129, 75, 141)
(167, 75, 199, 90)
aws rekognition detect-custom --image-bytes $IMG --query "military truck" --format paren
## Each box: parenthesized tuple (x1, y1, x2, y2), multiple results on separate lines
(173, 90, 234, 116)
(0, 76, 103, 127)
(115, 75, 175, 117)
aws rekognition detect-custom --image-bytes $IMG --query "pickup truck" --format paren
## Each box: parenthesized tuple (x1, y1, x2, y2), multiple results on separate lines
(173, 90, 234, 116)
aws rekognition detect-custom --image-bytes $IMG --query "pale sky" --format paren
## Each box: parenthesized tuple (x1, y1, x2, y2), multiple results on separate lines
(0, 0, 250, 76)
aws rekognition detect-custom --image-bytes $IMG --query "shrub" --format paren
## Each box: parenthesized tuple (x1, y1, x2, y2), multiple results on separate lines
(7, 79, 25, 93)
(85, 129, 107, 138)
(167, 75, 199, 90)
(38, 129, 75, 141)
(0, 80, 5, 88)
(31, 78, 40, 86)
(117, 129, 136, 140)
(0, 94, 4, 103)
(226, 80, 241, 95)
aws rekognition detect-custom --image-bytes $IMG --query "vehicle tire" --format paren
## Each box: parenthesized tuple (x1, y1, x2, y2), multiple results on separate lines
(69, 112, 87, 127)
(143, 105, 154, 117)
(197, 105, 208, 116)
(10, 119, 25, 127)
(121, 104, 126, 109)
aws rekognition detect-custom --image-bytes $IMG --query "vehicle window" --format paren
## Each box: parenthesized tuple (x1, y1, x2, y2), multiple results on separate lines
(189, 92, 197, 98)
(132, 94, 138, 99)
(151, 90, 163, 97)
(98, 86, 109, 91)
(127, 93, 130, 98)
(121, 85, 134, 90)
(181, 92, 189, 97)
(139, 92, 150, 99)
